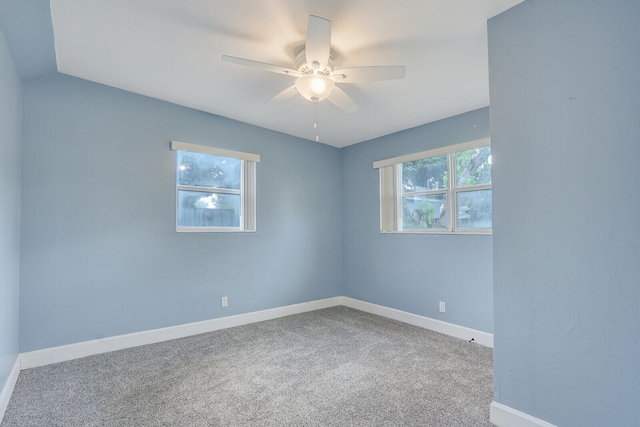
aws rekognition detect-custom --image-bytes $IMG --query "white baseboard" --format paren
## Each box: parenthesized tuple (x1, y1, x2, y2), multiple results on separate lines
(19, 296, 494, 370)
(20, 297, 342, 369)
(490, 401, 557, 427)
(339, 297, 493, 347)
(0, 357, 21, 422)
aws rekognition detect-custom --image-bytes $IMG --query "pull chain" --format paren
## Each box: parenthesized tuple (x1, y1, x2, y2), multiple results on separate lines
(313, 101, 320, 142)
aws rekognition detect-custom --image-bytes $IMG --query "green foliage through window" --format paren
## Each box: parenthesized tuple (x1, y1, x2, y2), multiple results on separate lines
(402, 155, 447, 192)
(456, 147, 491, 187)
(398, 144, 492, 231)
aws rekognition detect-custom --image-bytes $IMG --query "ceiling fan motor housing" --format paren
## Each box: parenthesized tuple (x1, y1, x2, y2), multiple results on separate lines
(295, 48, 335, 75)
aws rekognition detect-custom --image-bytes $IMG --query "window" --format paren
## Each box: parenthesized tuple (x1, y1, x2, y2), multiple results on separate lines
(171, 141, 259, 232)
(374, 138, 491, 234)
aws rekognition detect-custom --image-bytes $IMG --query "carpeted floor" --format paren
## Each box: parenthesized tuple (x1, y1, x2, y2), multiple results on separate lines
(1, 306, 494, 426)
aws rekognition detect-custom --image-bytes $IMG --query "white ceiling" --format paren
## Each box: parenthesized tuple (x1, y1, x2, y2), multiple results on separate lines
(50, 0, 522, 148)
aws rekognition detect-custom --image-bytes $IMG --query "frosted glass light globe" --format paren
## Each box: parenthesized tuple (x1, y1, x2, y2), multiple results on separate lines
(295, 74, 335, 102)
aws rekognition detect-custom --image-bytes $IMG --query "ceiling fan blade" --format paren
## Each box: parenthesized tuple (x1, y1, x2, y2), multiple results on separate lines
(330, 66, 406, 83)
(265, 85, 299, 104)
(221, 55, 300, 77)
(327, 86, 358, 113)
(305, 15, 331, 68)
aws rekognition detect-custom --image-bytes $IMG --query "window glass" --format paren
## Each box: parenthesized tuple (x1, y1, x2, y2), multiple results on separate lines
(375, 138, 492, 234)
(456, 190, 492, 229)
(177, 151, 241, 190)
(402, 194, 447, 229)
(172, 141, 259, 232)
(402, 155, 448, 192)
(456, 147, 491, 187)
(177, 190, 240, 227)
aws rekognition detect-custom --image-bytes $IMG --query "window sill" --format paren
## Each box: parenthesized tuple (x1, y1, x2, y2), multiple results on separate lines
(176, 227, 256, 233)
(381, 229, 492, 235)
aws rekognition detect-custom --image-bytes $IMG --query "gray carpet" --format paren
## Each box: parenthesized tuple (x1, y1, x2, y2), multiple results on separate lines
(2, 306, 494, 426)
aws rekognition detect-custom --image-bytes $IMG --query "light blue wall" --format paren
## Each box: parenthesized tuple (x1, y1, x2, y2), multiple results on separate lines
(19, 74, 343, 352)
(341, 108, 493, 333)
(0, 0, 56, 81)
(489, 1, 640, 426)
(0, 24, 22, 395)
(18, 70, 494, 353)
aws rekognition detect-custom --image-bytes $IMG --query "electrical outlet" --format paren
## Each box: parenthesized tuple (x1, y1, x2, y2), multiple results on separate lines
(221, 296, 228, 307)
(439, 301, 445, 313)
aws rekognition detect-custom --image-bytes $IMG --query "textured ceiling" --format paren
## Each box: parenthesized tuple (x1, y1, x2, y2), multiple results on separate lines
(49, 0, 522, 147)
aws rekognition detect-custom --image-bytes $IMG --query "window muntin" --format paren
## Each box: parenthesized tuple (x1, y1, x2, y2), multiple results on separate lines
(171, 141, 259, 232)
(375, 138, 492, 234)
(452, 145, 492, 231)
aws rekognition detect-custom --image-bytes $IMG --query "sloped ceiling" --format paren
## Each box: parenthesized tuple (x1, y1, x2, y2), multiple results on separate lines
(11, 0, 523, 147)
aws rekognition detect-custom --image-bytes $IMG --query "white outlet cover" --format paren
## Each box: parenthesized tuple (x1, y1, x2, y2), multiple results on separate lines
(439, 301, 445, 312)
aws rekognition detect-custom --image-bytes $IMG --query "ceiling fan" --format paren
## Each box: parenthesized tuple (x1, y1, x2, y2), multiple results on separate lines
(222, 15, 406, 114)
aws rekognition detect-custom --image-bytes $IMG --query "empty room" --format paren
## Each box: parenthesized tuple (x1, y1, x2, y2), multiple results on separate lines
(1, 1, 638, 426)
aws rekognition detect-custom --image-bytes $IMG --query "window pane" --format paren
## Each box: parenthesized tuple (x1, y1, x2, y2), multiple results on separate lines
(456, 146, 491, 187)
(177, 151, 241, 190)
(178, 190, 240, 227)
(456, 190, 492, 229)
(402, 194, 447, 229)
(402, 155, 448, 193)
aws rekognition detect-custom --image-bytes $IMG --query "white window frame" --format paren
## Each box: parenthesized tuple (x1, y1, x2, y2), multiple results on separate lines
(171, 141, 259, 232)
(374, 137, 491, 235)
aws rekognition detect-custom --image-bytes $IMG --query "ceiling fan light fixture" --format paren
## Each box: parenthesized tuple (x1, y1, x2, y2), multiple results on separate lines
(222, 15, 405, 119)
(295, 74, 335, 102)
